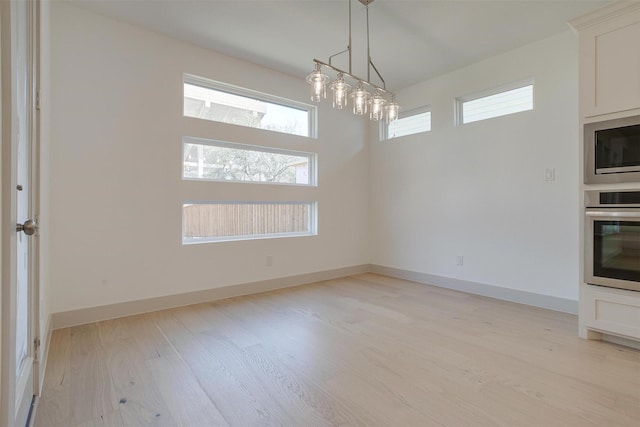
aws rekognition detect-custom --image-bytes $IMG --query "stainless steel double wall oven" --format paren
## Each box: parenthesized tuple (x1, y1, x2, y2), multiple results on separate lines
(584, 115, 640, 292)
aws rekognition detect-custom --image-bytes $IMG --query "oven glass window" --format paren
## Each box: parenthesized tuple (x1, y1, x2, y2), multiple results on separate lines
(595, 124, 640, 170)
(594, 220, 640, 282)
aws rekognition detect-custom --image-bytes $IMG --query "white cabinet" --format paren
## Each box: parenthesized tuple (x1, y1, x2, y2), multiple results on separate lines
(571, 2, 640, 118)
(580, 284, 640, 340)
(573, 2, 640, 345)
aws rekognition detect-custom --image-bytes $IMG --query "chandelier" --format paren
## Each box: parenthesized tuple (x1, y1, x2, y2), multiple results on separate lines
(305, 0, 400, 124)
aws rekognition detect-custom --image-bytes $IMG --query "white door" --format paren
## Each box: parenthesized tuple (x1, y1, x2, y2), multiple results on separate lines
(1, 0, 40, 426)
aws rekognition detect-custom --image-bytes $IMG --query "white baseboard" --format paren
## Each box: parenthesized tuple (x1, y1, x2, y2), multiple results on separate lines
(370, 264, 579, 315)
(50, 263, 580, 329)
(50, 264, 371, 329)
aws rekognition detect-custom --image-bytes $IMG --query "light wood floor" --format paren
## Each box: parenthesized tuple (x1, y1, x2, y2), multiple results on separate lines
(34, 273, 640, 427)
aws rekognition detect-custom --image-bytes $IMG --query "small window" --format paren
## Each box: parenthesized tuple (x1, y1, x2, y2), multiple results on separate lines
(382, 107, 431, 140)
(184, 74, 316, 138)
(182, 137, 316, 186)
(457, 81, 533, 125)
(182, 202, 317, 244)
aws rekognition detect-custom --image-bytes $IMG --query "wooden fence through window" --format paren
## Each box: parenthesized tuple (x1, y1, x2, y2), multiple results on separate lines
(183, 203, 310, 238)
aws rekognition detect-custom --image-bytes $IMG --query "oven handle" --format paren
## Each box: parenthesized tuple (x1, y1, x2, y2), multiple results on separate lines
(585, 209, 640, 218)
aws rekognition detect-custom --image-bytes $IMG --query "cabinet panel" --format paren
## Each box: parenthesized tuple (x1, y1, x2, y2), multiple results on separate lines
(582, 284, 640, 340)
(595, 22, 640, 115)
(573, 4, 640, 118)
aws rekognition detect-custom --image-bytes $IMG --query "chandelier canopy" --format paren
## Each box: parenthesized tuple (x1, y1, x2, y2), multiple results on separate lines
(305, 0, 400, 124)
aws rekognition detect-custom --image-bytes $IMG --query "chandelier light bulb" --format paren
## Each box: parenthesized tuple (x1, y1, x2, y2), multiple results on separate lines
(306, 63, 329, 102)
(369, 91, 387, 121)
(351, 82, 370, 116)
(385, 99, 400, 124)
(330, 73, 351, 109)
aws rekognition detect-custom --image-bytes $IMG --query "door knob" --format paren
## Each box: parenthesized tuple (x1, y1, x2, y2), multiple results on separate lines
(16, 219, 38, 236)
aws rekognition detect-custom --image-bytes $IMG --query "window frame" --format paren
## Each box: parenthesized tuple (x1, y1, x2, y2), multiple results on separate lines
(455, 79, 534, 126)
(183, 73, 318, 138)
(182, 136, 317, 187)
(182, 201, 318, 244)
(380, 106, 432, 141)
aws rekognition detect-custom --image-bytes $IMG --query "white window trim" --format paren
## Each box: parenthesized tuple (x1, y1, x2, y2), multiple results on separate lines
(184, 73, 318, 139)
(380, 105, 431, 141)
(455, 78, 534, 126)
(182, 201, 318, 244)
(182, 136, 317, 187)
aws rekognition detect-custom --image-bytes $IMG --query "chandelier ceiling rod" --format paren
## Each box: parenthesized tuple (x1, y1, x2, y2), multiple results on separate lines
(325, 0, 387, 92)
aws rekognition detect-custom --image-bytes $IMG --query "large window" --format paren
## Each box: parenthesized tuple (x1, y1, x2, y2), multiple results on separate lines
(183, 138, 316, 186)
(182, 202, 317, 244)
(383, 107, 431, 140)
(182, 75, 318, 244)
(184, 74, 316, 138)
(457, 81, 534, 125)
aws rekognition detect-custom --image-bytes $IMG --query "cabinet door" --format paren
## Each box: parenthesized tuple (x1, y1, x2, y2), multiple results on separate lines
(581, 284, 640, 340)
(580, 10, 640, 118)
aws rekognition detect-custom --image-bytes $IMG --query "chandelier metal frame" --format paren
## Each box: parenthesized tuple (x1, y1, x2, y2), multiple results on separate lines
(306, 0, 399, 123)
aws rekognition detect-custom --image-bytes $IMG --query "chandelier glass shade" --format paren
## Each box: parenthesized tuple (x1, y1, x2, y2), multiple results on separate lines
(351, 82, 370, 116)
(306, 63, 329, 103)
(385, 98, 399, 124)
(329, 73, 351, 109)
(305, 0, 399, 124)
(369, 91, 386, 121)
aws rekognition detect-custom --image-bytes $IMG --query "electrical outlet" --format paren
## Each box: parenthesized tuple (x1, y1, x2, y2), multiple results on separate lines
(456, 256, 464, 266)
(266, 255, 273, 267)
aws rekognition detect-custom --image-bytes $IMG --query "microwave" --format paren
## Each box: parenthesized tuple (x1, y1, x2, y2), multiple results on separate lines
(585, 114, 640, 184)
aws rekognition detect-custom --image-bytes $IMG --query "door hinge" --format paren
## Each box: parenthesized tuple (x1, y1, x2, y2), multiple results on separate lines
(34, 338, 41, 361)
(36, 89, 40, 111)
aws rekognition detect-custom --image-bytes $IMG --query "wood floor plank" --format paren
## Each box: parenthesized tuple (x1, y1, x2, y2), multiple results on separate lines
(122, 313, 176, 361)
(191, 302, 262, 349)
(253, 285, 585, 426)
(167, 303, 372, 426)
(341, 297, 637, 424)
(146, 352, 229, 427)
(36, 274, 640, 427)
(324, 371, 445, 427)
(238, 342, 370, 426)
(100, 333, 178, 427)
(153, 307, 291, 426)
(73, 410, 124, 427)
(68, 323, 117, 426)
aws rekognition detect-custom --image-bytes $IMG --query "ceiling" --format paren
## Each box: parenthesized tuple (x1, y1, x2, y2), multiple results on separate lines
(68, 0, 610, 91)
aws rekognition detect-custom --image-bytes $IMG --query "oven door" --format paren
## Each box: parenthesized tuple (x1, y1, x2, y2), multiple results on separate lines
(585, 209, 640, 292)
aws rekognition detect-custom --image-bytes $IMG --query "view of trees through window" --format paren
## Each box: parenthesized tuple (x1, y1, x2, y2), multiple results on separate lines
(183, 140, 312, 185)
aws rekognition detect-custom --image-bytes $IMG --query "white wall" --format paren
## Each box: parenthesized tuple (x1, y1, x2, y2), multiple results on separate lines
(370, 31, 580, 301)
(49, 3, 582, 315)
(49, 3, 370, 313)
